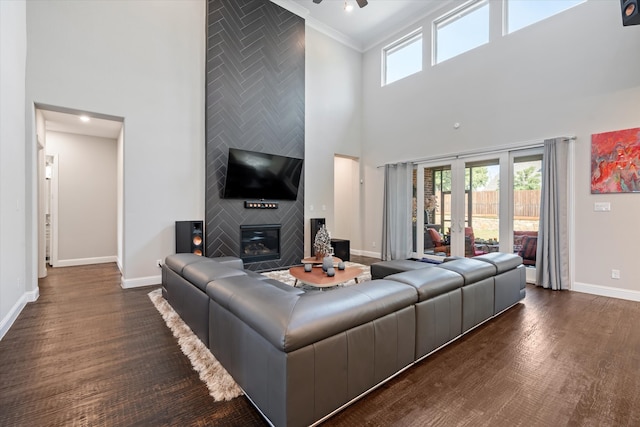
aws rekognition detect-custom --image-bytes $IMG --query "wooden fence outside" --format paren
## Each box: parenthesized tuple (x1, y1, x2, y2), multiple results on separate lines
(440, 190, 540, 219)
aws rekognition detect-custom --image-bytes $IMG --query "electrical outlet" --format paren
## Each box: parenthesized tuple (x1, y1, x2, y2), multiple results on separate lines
(156, 259, 163, 268)
(611, 269, 620, 279)
(372, 241, 376, 247)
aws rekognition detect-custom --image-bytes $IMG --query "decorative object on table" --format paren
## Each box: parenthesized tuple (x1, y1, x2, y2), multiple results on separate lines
(591, 127, 640, 193)
(326, 267, 335, 277)
(322, 255, 333, 272)
(337, 261, 345, 270)
(304, 263, 312, 272)
(313, 224, 333, 259)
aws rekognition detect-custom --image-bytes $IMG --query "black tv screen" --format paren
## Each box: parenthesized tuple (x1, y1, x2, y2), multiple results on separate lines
(223, 148, 304, 200)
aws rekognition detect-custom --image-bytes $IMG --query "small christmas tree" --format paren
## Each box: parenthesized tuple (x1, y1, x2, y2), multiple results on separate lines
(313, 225, 332, 259)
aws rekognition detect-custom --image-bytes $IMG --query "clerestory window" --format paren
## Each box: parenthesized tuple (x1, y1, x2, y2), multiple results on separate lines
(433, 0, 489, 65)
(505, 0, 586, 34)
(382, 28, 422, 86)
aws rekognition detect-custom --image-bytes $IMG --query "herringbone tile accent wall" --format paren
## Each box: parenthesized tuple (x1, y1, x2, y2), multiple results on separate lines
(205, 0, 305, 270)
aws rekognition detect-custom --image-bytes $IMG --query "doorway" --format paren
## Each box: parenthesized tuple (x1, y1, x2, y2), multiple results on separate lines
(36, 106, 124, 277)
(333, 155, 360, 254)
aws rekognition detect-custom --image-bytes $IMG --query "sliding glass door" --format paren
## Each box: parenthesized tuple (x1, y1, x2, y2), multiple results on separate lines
(511, 151, 543, 280)
(463, 158, 501, 257)
(411, 148, 543, 267)
(412, 161, 463, 259)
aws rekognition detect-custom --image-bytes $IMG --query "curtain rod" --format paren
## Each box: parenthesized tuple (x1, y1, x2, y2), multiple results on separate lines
(377, 136, 576, 168)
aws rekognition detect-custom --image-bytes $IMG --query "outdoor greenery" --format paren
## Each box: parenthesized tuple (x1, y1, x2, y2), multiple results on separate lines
(437, 167, 490, 192)
(514, 166, 541, 190)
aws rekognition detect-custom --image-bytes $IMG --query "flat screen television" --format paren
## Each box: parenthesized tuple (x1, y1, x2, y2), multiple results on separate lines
(222, 148, 304, 200)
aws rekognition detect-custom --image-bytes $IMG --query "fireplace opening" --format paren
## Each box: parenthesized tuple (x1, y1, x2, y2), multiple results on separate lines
(240, 224, 281, 263)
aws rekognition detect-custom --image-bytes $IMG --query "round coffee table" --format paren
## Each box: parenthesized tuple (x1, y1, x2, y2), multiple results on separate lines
(289, 265, 361, 289)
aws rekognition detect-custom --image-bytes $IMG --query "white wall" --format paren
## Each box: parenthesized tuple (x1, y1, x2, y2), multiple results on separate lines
(46, 131, 117, 266)
(360, 0, 640, 297)
(25, 0, 206, 287)
(305, 26, 363, 256)
(0, 0, 33, 339)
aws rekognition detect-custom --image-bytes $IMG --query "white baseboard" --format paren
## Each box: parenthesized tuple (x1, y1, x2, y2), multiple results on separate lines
(352, 249, 381, 259)
(56, 256, 118, 267)
(121, 274, 161, 289)
(0, 287, 39, 341)
(572, 281, 640, 302)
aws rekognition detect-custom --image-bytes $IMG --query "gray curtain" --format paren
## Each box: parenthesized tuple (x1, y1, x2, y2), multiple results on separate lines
(536, 138, 571, 290)
(381, 162, 413, 260)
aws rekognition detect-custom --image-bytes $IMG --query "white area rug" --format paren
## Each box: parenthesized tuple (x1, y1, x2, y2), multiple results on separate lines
(148, 289, 243, 401)
(148, 262, 371, 401)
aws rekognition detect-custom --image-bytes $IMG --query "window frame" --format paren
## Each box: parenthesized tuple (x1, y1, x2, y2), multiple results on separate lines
(503, 0, 587, 35)
(381, 27, 423, 87)
(432, 0, 489, 65)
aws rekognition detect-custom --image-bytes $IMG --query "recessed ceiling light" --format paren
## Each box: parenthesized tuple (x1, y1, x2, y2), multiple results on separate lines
(79, 115, 90, 122)
(344, 0, 353, 12)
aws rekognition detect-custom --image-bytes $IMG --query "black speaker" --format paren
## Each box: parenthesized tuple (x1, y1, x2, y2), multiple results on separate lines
(176, 220, 204, 256)
(622, 0, 640, 26)
(310, 218, 326, 257)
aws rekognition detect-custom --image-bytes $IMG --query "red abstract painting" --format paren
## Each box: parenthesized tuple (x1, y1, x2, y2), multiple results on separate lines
(591, 127, 640, 193)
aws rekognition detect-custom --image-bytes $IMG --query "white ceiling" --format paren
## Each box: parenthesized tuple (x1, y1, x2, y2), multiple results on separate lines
(40, 109, 123, 140)
(276, 0, 454, 51)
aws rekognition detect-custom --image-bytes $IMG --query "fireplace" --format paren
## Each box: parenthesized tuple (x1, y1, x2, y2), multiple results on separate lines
(240, 224, 281, 263)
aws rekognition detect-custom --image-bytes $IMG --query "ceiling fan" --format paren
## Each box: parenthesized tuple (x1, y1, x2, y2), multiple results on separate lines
(313, 0, 368, 8)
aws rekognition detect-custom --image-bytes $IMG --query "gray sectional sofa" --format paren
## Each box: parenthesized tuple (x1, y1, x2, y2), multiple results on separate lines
(162, 252, 525, 427)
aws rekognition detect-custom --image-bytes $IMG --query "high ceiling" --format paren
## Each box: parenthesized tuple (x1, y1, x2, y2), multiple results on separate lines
(39, 1, 453, 137)
(278, 0, 454, 51)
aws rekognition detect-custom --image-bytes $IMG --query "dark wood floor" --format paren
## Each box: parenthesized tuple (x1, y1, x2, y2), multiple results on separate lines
(2, 260, 640, 426)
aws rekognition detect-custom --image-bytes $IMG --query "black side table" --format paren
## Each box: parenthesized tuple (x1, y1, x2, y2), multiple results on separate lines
(330, 239, 350, 262)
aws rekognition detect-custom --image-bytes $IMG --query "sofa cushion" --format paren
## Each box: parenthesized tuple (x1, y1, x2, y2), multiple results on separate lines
(385, 268, 463, 301)
(518, 236, 538, 262)
(164, 253, 210, 275)
(437, 258, 496, 285)
(207, 277, 417, 352)
(428, 228, 442, 245)
(370, 259, 433, 279)
(474, 252, 523, 274)
(244, 269, 272, 281)
(212, 256, 245, 270)
(183, 262, 247, 291)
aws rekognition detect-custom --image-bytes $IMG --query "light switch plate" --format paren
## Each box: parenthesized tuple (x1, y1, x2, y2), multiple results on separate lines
(594, 202, 611, 212)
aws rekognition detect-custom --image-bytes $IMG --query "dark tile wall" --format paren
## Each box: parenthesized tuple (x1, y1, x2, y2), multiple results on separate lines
(205, 0, 305, 270)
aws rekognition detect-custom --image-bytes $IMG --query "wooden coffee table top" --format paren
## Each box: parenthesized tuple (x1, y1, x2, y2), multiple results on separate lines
(289, 265, 361, 288)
